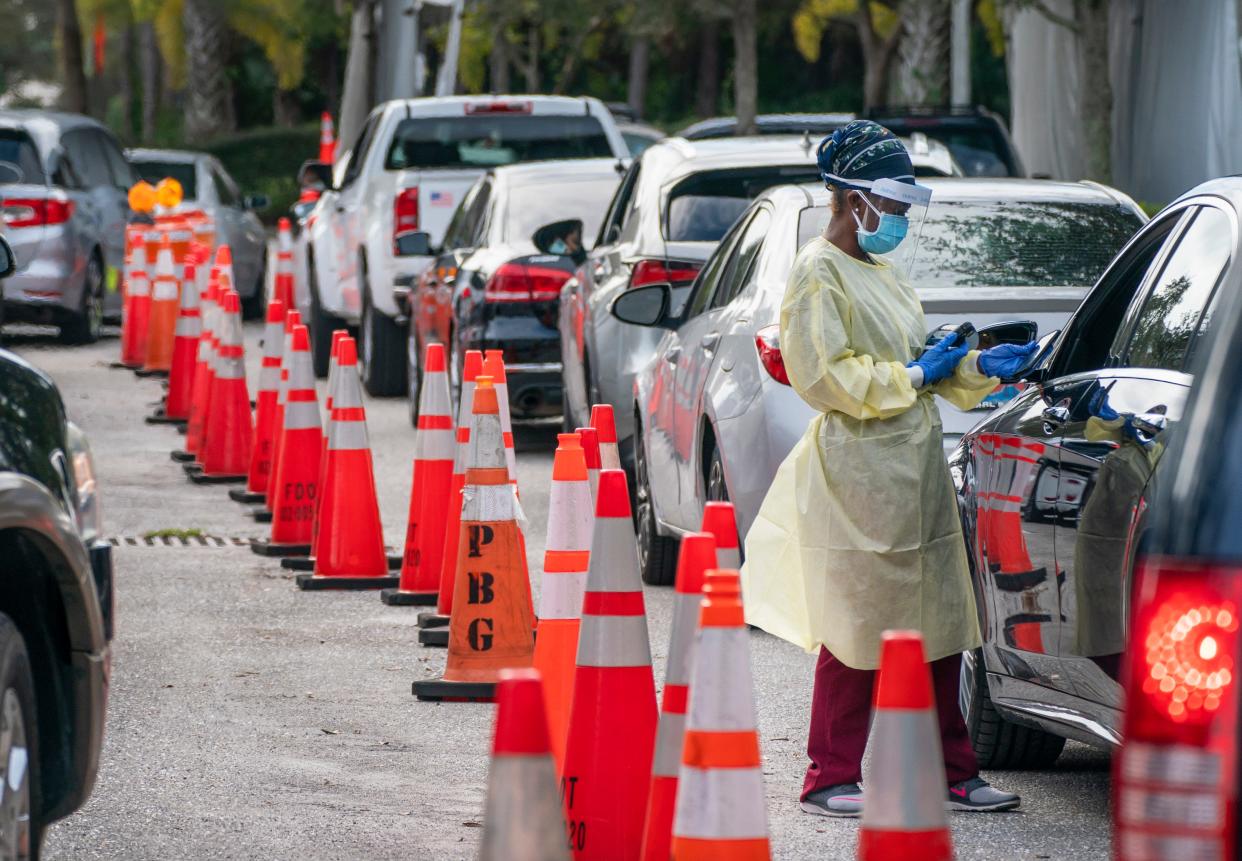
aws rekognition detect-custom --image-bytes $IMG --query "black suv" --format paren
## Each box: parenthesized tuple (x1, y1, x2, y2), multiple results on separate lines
(0, 235, 113, 857)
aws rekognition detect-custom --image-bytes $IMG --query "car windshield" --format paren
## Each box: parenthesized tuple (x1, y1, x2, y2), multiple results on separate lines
(131, 160, 198, 199)
(666, 166, 820, 242)
(796, 199, 1144, 288)
(0, 130, 46, 184)
(385, 115, 613, 169)
(503, 177, 618, 244)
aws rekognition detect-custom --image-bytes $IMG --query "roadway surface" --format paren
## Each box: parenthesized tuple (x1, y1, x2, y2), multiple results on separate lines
(13, 323, 1112, 860)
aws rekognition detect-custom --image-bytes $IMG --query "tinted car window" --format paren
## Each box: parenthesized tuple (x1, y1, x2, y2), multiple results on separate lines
(0, 130, 46, 184)
(384, 115, 612, 169)
(711, 207, 771, 309)
(211, 168, 240, 207)
(665, 167, 819, 243)
(442, 182, 482, 250)
(685, 213, 751, 319)
(62, 130, 111, 188)
(1125, 206, 1233, 372)
(97, 133, 135, 187)
(503, 177, 618, 244)
(132, 160, 198, 199)
(600, 162, 640, 246)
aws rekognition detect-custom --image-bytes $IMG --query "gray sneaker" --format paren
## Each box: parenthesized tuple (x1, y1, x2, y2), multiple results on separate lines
(801, 783, 864, 818)
(947, 777, 1020, 812)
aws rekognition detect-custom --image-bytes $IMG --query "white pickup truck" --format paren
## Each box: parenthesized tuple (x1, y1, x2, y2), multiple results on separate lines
(301, 95, 629, 395)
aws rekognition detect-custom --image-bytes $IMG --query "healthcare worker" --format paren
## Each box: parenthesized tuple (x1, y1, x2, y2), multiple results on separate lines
(741, 121, 1036, 818)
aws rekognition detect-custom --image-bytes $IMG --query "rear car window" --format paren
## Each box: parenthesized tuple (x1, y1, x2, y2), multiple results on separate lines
(503, 177, 619, 244)
(384, 115, 613, 169)
(0, 130, 45, 184)
(665, 166, 819, 242)
(131, 160, 198, 199)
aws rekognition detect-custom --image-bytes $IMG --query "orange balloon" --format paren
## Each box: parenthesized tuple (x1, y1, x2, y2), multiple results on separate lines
(128, 181, 157, 212)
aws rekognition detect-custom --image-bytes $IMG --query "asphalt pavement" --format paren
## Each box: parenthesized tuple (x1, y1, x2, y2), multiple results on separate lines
(12, 322, 1113, 860)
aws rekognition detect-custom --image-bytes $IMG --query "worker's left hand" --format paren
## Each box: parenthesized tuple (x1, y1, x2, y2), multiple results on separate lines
(976, 342, 1039, 378)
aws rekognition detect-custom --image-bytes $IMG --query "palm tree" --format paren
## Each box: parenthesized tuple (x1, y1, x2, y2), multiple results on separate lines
(182, 0, 235, 138)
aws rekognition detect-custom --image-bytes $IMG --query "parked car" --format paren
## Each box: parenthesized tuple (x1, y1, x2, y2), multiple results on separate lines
(127, 148, 269, 318)
(0, 110, 136, 342)
(299, 95, 629, 395)
(613, 178, 1145, 584)
(944, 177, 1242, 770)
(0, 233, 114, 857)
(1112, 183, 1242, 858)
(403, 158, 621, 424)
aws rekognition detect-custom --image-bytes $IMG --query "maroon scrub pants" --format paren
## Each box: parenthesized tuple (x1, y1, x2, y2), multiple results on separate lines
(802, 647, 979, 799)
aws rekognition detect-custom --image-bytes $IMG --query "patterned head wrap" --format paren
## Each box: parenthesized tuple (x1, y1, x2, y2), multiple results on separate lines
(816, 120, 914, 190)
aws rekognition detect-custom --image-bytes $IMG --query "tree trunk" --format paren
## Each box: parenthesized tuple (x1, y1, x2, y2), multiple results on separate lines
(627, 36, 649, 119)
(1076, 0, 1111, 182)
(897, 0, 950, 106)
(56, 0, 89, 114)
(694, 20, 720, 118)
(523, 25, 540, 92)
(139, 22, 160, 142)
(552, 15, 603, 95)
(857, 6, 902, 111)
(731, 0, 758, 135)
(182, 0, 235, 140)
(273, 89, 300, 127)
(119, 25, 135, 138)
(489, 22, 511, 93)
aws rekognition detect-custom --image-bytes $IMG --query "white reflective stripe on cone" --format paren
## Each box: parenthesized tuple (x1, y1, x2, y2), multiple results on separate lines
(215, 357, 246, 381)
(673, 767, 768, 840)
(129, 273, 150, 297)
(479, 756, 570, 861)
(333, 374, 364, 409)
(863, 710, 948, 831)
(538, 571, 587, 620)
(717, 547, 741, 570)
(327, 420, 369, 451)
(180, 283, 200, 312)
(586, 520, 642, 592)
(575, 614, 652, 667)
(416, 428, 456, 461)
(688, 628, 759, 731)
(468, 415, 507, 470)
(600, 442, 621, 471)
(175, 316, 201, 337)
(283, 400, 320, 429)
(664, 592, 703, 687)
(421, 372, 451, 416)
(461, 483, 520, 522)
(261, 323, 283, 358)
(545, 481, 592, 552)
(257, 364, 280, 391)
(289, 355, 316, 390)
(651, 711, 686, 777)
(495, 379, 518, 481)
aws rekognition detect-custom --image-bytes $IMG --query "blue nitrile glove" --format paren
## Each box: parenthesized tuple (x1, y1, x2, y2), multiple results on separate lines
(908, 332, 971, 387)
(1088, 384, 1120, 422)
(977, 342, 1040, 378)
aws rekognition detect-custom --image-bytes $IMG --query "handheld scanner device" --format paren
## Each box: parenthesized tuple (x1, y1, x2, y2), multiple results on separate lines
(923, 321, 977, 354)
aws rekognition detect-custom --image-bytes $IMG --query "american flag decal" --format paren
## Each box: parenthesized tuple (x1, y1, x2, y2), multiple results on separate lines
(429, 191, 453, 207)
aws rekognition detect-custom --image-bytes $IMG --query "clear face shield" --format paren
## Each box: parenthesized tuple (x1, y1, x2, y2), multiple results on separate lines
(847, 177, 932, 280)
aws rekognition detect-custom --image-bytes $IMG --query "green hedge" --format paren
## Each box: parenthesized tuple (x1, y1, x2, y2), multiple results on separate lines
(202, 125, 321, 225)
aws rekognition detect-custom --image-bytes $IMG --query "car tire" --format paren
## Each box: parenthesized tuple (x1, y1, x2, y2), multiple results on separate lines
(60, 251, 104, 345)
(705, 440, 729, 503)
(407, 327, 423, 428)
(241, 263, 266, 321)
(635, 417, 678, 586)
(307, 256, 342, 379)
(0, 613, 41, 861)
(358, 282, 407, 398)
(959, 648, 1066, 769)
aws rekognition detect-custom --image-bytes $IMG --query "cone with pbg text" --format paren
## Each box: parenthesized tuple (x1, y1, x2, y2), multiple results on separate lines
(417, 349, 482, 638)
(188, 291, 251, 484)
(640, 532, 719, 861)
(480, 669, 572, 861)
(120, 227, 152, 368)
(251, 324, 322, 557)
(577, 426, 601, 497)
(149, 248, 200, 424)
(174, 261, 219, 463)
(273, 218, 295, 309)
(296, 338, 398, 590)
(560, 469, 658, 859)
(229, 299, 286, 505)
(383, 342, 455, 606)
(318, 111, 336, 164)
(670, 569, 771, 861)
(858, 631, 953, 861)
(532, 432, 593, 773)
(483, 350, 518, 484)
(700, 502, 741, 570)
(412, 377, 535, 701)
(590, 404, 621, 471)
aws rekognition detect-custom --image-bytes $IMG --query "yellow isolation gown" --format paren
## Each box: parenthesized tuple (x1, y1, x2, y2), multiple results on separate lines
(742, 238, 998, 669)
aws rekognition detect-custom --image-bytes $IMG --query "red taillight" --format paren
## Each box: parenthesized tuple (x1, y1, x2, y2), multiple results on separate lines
(1115, 557, 1242, 861)
(755, 324, 790, 386)
(484, 261, 571, 303)
(2, 196, 74, 228)
(629, 259, 701, 289)
(464, 100, 532, 115)
(393, 187, 419, 253)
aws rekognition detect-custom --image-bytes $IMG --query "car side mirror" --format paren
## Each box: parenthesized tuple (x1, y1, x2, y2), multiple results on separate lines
(297, 160, 333, 191)
(395, 231, 433, 257)
(244, 194, 269, 211)
(0, 235, 15, 279)
(611, 283, 672, 328)
(976, 320, 1038, 350)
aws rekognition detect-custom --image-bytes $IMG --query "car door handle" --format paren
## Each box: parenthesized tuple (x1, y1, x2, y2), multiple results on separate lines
(665, 346, 681, 364)
(1041, 405, 1070, 429)
(699, 332, 720, 353)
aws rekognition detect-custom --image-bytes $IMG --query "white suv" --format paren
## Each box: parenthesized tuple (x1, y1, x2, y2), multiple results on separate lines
(301, 95, 628, 395)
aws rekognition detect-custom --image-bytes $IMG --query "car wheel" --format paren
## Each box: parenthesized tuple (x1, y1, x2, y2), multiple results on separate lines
(959, 648, 1066, 769)
(0, 613, 40, 861)
(60, 252, 104, 345)
(241, 262, 266, 321)
(358, 280, 407, 398)
(705, 441, 729, 503)
(307, 256, 343, 378)
(407, 327, 423, 428)
(635, 417, 678, 586)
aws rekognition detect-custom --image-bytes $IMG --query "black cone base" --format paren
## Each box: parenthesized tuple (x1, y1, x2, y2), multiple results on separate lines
(380, 588, 438, 607)
(295, 573, 400, 591)
(170, 450, 196, 463)
(134, 368, 168, 378)
(228, 488, 266, 504)
(145, 411, 185, 426)
(280, 556, 315, 571)
(412, 678, 495, 703)
(109, 361, 134, 370)
(250, 539, 311, 557)
(417, 612, 449, 629)
(187, 470, 246, 485)
(418, 628, 448, 648)
(249, 507, 273, 523)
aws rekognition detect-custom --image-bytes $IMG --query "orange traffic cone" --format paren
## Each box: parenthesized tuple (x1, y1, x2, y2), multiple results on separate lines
(251, 324, 322, 557)
(480, 669, 572, 861)
(858, 631, 953, 861)
(532, 432, 593, 773)
(121, 228, 153, 368)
(149, 248, 200, 425)
(189, 291, 251, 484)
(229, 299, 286, 505)
(590, 404, 621, 471)
(251, 308, 302, 522)
(138, 230, 178, 376)
(483, 350, 518, 484)
(670, 569, 771, 861)
(417, 349, 483, 640)
(577, 426, 601, 496)
(175, 260, 219, 463)
(560, 469, 658, 859)
(273, 218, 295, 310)
(296, 338, 398, 590)
(118, 225, 145, 368)
(413, 377, 535, 701)
(384, 343, 456, 606)
(700, 501, 741, 570)
(640, 532, 719, 861)
(318, 111, 336, 164)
